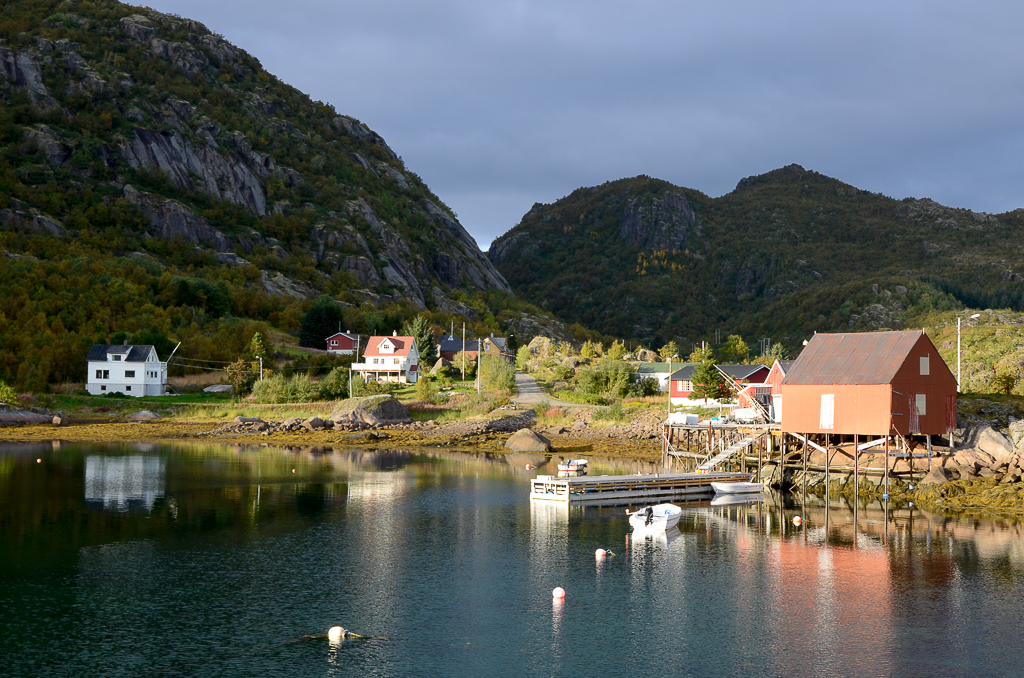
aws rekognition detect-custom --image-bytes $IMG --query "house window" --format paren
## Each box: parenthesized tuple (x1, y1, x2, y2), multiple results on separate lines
(126, 386, 131, 391)
(916, 393, 927, 416)
(102, 370, 109, 379)
(96, 369, 103, 379)
(101, 385, 106, 391)
(394, 358, 400, 364)
(125, 371, 135, 378)
(920, 356, 930, 375)
(113, 355, 122, 361)
(373, 358, 379, 365)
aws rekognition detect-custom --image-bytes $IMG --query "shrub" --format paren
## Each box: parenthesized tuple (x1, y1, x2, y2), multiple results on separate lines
(516, 345, 532, 370)
(415, 375, 437, 402)
(252, 374, 320, 403)
(318, 367, 349, 400)
(480, 355, 516, 391)
(0, 381, 17, 405)
(594, 402, 627, 422)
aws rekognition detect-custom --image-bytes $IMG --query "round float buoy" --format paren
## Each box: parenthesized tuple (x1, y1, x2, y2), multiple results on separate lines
(908, 485, 915, 490)
(792, 516, 803, 526)
(525, 464, 533, 470)
(328, 626, 346, 641)
(292, 469, 296, 473)
(596, 548, 607, 559)
(36, 458, 41, 463)
(552, 587, 565, 599)
(909, 502, 915, 507)
(882, 493, 890, 500)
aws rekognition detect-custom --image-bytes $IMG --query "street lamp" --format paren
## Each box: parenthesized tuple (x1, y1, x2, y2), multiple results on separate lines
(667, 354, 679, 416)
(957, 313, 981, 392)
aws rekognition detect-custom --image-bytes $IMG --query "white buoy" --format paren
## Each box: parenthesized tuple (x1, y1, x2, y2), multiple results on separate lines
(595, 548, 607, 559)
(525, 464, 533, 470)
(552, 586, 565, 599)
(792, 516, 803, 526)
(328, 626, 346, 641)
(292, 469, 296, 473)
(36, 458, 41, 463)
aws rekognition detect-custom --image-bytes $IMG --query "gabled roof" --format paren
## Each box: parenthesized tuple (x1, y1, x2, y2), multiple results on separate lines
(776, 360, 795, 373)
(438, 334, 479, 352)
(483, 334, 509, 351)
(716, 364, 770, 380)
(87, 344, 158, 362)
(325, 331, 358, 341)
(362, 335, 416, 358)
(782, 331, 929, 385)
(670, 365, 697, 380)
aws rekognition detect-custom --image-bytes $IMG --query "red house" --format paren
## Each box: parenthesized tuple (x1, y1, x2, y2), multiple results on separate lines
(325, 331, 360, 356)
(781, 331, 957, 437)
(670, 364, 770, 405)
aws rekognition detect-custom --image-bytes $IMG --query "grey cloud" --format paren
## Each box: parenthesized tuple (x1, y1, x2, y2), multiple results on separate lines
(153, 0, 1024, 246)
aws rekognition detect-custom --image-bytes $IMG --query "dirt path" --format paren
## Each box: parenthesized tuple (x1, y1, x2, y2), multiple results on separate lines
(512, 373, 594, 408)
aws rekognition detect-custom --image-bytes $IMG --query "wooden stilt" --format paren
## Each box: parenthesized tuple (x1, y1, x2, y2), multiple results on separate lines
(854, 433, 859, 505)
(825, 433, 830, 502)
(802, 433, 808, 495)
(884, 433, 890, 497)
(927, 434, 932, 471)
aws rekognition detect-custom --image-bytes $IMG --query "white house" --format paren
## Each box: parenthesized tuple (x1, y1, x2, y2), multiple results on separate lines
(350, 332, 420, 383)
(86, 343, 167, 397)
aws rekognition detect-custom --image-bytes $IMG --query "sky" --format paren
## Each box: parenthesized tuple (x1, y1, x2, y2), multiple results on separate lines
(148, 0, 1024, 249)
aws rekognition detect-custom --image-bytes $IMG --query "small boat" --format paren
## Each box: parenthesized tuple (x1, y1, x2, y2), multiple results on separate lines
(627, 503, 683, 531)
(557, 459, 588, 474)
(711, 481, 764, 494)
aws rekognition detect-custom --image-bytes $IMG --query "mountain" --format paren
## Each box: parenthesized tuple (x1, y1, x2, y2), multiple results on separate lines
(0, 0, 544, 388)
(488, 165, 1024, 350)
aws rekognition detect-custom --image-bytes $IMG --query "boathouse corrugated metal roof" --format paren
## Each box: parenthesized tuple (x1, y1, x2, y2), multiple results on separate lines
(782, 331, 925, 385)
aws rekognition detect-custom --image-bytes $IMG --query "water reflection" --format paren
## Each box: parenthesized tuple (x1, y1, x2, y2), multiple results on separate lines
(84, 455, 165, 511)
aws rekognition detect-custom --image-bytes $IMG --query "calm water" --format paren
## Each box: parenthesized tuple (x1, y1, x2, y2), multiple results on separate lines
(2, 442, 1024, 677)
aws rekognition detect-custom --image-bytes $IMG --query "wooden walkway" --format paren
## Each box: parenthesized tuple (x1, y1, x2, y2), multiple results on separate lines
(529, 471, 751, 504)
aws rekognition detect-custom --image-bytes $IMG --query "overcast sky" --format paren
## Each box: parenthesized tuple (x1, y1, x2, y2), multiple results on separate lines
(148, 0, 1024, 249)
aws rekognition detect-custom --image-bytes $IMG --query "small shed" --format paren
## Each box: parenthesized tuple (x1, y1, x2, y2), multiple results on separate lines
(325, 331, 359, 356)
(781, 331, 956, 436)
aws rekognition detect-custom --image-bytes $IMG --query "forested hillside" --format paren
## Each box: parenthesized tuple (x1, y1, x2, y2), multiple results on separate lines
(489, 165, 1024, 351)
(0, 0, 564, 389)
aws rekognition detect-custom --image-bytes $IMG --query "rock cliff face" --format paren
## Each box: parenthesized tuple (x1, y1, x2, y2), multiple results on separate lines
(0, 3, 509, 311)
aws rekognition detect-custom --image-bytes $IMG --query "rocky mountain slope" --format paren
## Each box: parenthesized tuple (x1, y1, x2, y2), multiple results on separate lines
(489, 166, 1024, 349)
(0, 0, 527, 387)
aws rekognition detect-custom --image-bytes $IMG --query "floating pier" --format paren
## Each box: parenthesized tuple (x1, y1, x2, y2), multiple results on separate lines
(529, 471, 751, 504)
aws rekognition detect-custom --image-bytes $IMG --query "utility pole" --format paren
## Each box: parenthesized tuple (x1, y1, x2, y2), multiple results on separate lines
(462, 323, 466, 384)
(259, 356, 263, 382)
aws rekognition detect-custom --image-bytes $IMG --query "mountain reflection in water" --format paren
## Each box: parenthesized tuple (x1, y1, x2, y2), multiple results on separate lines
(2, 442, 1024, 677)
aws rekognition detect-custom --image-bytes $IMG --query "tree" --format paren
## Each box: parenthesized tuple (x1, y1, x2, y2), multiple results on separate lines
(688, 345, 714, 363)
(452, 351, 476, 380)
(516, 345, 531, 370)
(299, 295, 345, 349)
(580, 340, 598, 360)
(226, 332, 276, 396)
(659, 341, 681, 361)
(402, 314, 436, 365)
(0, 380, 16, 405)
(318, 366, 349, 400)
(718, 335, 749, 363)
(691, 356, 726, 403)
(752, 342, 789, 366)
(993, 371, 1017, 395)
(607, 340, 626, 361)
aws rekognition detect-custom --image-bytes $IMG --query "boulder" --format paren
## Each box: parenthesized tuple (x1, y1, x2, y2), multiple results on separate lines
(1009, 419, 1024, 447)
(329, 395, 412, 426)
(952, 449, 995, 472)
(52, 415, 66, 426)
(302, 417, 326, 430)
(233, 416, 264, 424)
(505, 428, 551, 452)
(919, 466, 949, 485)
(204, 384, 233, 393)
(635, 348, 659, 362)
(128, 410, 160, 421)
(974, 423, 1016, 466)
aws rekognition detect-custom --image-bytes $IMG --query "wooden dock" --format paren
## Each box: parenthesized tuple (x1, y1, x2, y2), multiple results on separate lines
(529, 471, 752, 504)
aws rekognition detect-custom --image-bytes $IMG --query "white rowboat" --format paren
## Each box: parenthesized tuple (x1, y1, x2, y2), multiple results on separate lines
(557, 459, 588, 473)
(711, 481, 764, 494)
(627, 503, 683, 531)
